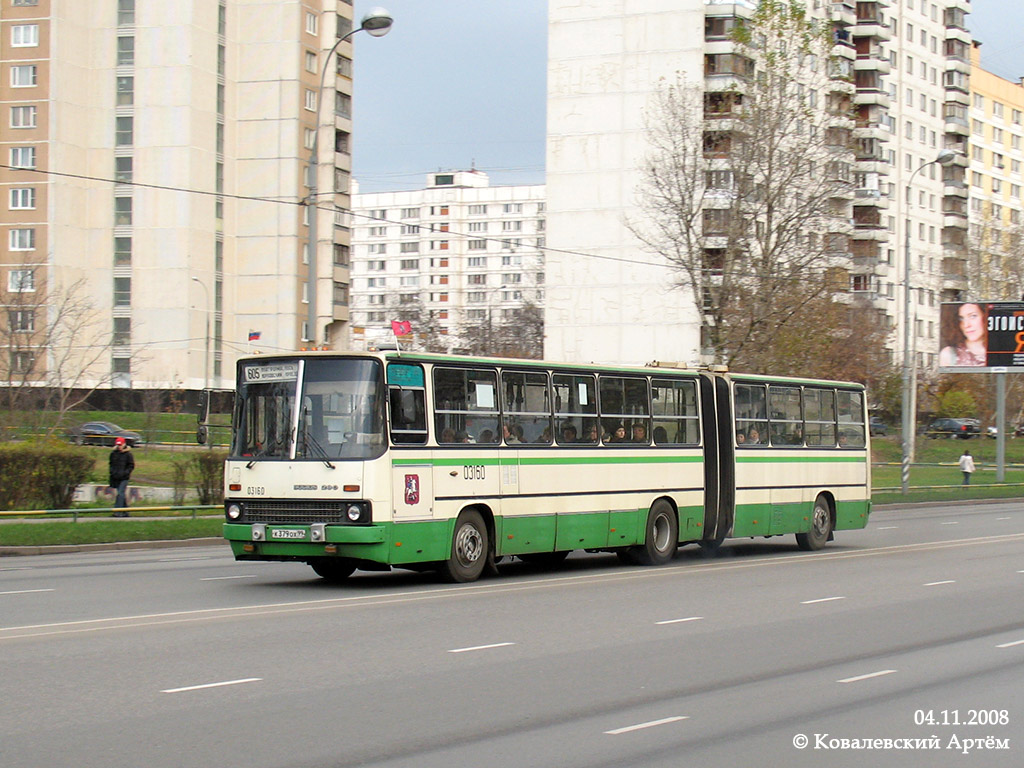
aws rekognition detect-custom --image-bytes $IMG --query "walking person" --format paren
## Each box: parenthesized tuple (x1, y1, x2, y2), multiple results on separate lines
(109, 437, 135, 515)
(958, 448, 975, 486)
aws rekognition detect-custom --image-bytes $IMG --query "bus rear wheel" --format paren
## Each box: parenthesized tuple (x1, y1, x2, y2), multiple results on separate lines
(632, 500, 678, 566)
(309, 558, 357, 582)
(796, 496, 833, 551)
(440, 510, 489, 583)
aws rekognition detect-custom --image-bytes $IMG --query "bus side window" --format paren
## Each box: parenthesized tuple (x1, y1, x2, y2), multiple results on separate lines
(389, 387, 427, 444)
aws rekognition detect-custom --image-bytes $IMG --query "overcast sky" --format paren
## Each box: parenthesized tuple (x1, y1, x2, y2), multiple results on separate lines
(351, 0, 1023, 193)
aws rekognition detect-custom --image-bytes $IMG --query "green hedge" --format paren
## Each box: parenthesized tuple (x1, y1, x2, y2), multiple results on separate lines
(0, 441, 95, 510)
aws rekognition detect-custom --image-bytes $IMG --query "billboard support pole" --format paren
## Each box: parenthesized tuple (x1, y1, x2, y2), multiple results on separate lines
(996, 371, 1006, 482)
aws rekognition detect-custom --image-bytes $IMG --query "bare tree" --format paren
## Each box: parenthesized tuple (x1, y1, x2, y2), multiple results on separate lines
(631, 0, 886, 376)
(968, 205, 1024, 300)
(1, 265, 128, 439)
(455, 301, 544, 359)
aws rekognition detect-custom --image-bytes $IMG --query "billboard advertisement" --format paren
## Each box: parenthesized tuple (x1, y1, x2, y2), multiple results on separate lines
(938, 301, 1024, 372)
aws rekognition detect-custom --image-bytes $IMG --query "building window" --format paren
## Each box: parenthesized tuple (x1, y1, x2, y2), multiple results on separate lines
(11, 24, 39, 47)
(9, 229, 35, 251)
(117, 36, 134, 66)
(115, 116, 133, 146)
(9, 188, 35, 210)
(11, 106, 37, 129)
(8, 268, 35, 292)
(305, 51, 317, 73)
(11, 351, 35, 374)
(401, 207, 419, 219)
(113, 317, 131, 346)
(117, 0, 135, 26)
(304, 89, 317, 112)
(306, 12, 318, 35)
(115, 156, 133, 183)
(9, 309, 35, 333)
(400, 258, 419, 269)
(399, 243, 419, 254)
(333, 282, 348, 306)
(116, 76, 134, 105)
(10, 65, 37, 88)
(10, 147, 36, 169)
(114, 277, 131, 306)
(114, 197, 133, 226)
(468, 240, 487, 251)
(114, 236, 132, 265)
(468, 204, 487, 215)
(468, 222, 487, 233)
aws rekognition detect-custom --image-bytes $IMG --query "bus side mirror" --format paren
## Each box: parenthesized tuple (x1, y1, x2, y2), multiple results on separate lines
(196, 424, 209, 445)
(197, 389, 210, 425)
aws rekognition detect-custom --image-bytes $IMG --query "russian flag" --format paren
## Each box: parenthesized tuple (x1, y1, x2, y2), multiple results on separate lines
(248, 331, 261, 341)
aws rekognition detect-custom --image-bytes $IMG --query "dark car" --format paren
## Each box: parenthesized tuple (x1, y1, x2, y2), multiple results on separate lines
(66, 421, 142, 447)
(925, 418, 979, 439)
(868, 417, 888, 436)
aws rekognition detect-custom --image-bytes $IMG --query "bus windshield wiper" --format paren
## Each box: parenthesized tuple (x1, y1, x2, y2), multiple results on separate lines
(301, 409, 335, 469)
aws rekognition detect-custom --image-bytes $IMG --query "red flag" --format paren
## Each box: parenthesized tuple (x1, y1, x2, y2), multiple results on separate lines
(391, 320, 412, 336)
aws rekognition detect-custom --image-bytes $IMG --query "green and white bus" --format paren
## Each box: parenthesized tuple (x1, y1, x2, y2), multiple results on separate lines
(223, 351, 871, 582)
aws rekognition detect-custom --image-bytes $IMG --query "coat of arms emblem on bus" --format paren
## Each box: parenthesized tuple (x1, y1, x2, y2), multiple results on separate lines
(404, 474, 420, 505)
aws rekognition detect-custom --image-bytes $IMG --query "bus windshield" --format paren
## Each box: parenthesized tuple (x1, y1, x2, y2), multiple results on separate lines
(232, 358, 385, 461)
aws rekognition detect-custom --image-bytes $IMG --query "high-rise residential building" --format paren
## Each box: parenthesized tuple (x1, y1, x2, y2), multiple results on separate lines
(0, 0, 357, 393)
(966, 40, 1024, 300)
(349, 171, 546, 352)
(545, 0, 972, 371)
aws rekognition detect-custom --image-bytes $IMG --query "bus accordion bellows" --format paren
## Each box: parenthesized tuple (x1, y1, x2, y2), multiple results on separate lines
(223, 351, 871, 583)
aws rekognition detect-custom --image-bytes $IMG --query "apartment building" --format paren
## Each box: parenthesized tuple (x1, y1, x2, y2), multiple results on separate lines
(545, 0, 972, 370)
(349, 171, 546, 352)
(0, 0, 357, 392)
(966, 40, 1024, 300)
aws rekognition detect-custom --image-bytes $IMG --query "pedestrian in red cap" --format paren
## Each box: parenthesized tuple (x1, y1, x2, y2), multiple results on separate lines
(109, 437, 135, 515)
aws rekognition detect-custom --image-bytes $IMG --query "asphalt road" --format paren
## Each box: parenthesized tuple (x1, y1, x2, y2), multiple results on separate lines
(1, 502, 1022, 768)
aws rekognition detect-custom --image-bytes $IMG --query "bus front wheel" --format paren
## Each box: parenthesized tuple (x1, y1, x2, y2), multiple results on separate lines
(796, 496, 833, 551)
(440, 510, 489, 583)
(632, 500, 678, 566)
(309, 558, 357, 582)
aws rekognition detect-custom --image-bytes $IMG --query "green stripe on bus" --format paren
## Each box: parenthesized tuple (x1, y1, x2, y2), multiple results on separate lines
(736, 455, 865, 464)
(392, 455, 703, 468)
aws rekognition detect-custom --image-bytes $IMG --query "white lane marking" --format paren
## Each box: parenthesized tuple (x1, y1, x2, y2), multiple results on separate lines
(876, 526, 898, 530)
(448, 642, 515, 654)
(923, 580, 955, 586)
(801, 596, 846, 605)
(5, 533, 1024, 641)
(0, 588, 54, 596)
(837, 670, 897, 684)
(161, 678, 262, 694)
(940, 522, 960, 526)
(996, 517, 1010, 521)
(605, 716, 689, 735)
(996, 639, 1024, 649)
(200, 575, 258, 581)
(159, 557, 215, 563)
(656, 616, 704, 625)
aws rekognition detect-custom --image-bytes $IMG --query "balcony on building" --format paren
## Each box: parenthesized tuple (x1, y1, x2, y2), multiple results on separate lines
(829, 1, 856, 27)
(942, 226, 968, 251)
(943, 102, 969, 136)
(943, 165, 969, 197)
(704, 90, 743, 120)
(704, 13, 745, 42)
(853, 104, 888, 140)
(704, 53, 754, 79)
(944, 37, 970, 65)
(832, 26, 856, 59)
(852, 3, 893, 41)
(944, 6, 969, 32)
(850, 238, 881, 266)
(943, 68, 969, 94)
(942, 256, 968, 289)
(703, 130, 735, 159)
(942, 196, 968, 228)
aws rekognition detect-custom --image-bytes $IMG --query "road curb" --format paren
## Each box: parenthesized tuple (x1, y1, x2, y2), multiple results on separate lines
(0, 537, 226, 557)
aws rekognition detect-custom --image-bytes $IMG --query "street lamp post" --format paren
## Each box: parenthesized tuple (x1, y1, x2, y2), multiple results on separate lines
(306, 7, 393, 347)
(901, 149, 957, 494)
(191, 276, 210, 393)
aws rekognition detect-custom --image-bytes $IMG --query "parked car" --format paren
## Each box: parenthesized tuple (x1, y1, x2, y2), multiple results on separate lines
(925, 418, 980, 439)
(986, 425, 998, 439)
(66, 421, 142, 447)
(868, 417, 888, 436)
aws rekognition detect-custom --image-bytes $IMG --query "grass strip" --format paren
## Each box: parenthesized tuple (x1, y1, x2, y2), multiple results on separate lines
(0, 519, 223, 547)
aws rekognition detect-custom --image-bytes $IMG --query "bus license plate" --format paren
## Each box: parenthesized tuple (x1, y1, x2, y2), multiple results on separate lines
(270, 528, 307, 540)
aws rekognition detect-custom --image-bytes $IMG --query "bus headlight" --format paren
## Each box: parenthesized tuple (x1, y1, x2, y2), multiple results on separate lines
(226, 503, 243, 521)
(346, 504, 364, 523)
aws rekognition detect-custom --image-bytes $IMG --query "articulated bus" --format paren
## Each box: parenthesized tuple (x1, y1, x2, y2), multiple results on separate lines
(223, 351, 871, 582)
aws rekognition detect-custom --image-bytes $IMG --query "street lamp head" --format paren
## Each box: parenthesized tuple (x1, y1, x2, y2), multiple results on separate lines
(360, 7, 393, 37)
(935, 148, 957, 166)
